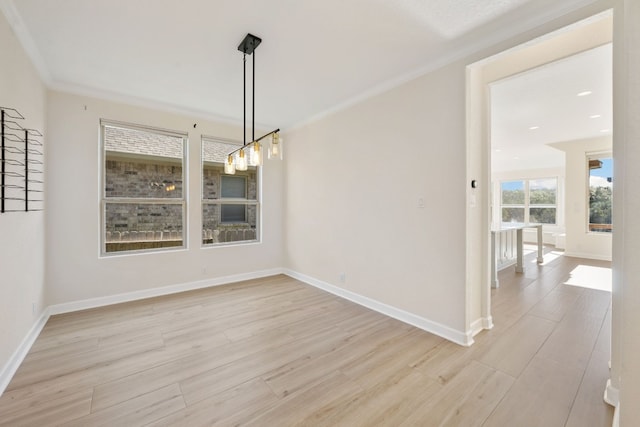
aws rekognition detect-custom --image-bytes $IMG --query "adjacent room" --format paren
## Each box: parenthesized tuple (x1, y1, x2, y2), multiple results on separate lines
(489, 40, 613, 287)
(1, 0, 639, 425)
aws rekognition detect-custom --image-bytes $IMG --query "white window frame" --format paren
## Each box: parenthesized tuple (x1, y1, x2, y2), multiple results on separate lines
(100, 120, 187, 256)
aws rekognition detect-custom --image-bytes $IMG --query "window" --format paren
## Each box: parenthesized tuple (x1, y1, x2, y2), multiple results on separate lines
(221, 176, 247, 223)
(101, 122, 186, 254)
(202, 137, 259, 245)
(501, 180, 525, 223)
(528, 178, 557, 224)
(588, 156, 612, 233)
(221, 176, 247, 198)
(501, 178, 557, 225)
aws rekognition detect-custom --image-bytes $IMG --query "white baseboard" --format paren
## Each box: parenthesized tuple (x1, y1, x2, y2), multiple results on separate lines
(0, 309, 50, 396)
(48, 268, 284, 315)
(563, 251, 612, 262)
(283, 269, 472, 346)
(605, 378, 619, 427)
(483, 316, 494, 330)
(604, 378, 619, 407)
(466, 318, 485, 344)
(466, 316, 493, 343)
(497, 259, 516, 272)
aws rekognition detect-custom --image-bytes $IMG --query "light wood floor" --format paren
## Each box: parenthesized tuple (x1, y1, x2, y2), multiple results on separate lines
(0, 249, 614, 426)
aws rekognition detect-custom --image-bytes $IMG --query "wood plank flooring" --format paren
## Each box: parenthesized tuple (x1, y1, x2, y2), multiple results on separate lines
(0, 249, 614, 426)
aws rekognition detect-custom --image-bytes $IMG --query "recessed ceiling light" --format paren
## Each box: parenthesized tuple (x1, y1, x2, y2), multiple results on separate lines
(513, 157, 520, 160)
(600, 129, 610, 133)
(590, 114, 602, 119)
(529, 126, 540, 130)
(577, 91, 593, 97)
(494, 149, 502, 152)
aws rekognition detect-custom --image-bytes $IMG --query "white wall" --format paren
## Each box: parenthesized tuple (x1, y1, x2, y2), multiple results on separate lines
(612, 0, 640, 423)
(45, 91, 284, 306)
(0, 11, 47, 380)
(284, 63, 469, 338)
(552, 136, 612, 260)
(284, 2, 615, 344)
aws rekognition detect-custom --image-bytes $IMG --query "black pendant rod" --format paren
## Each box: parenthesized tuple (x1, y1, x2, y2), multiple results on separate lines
(243, 53, 247, 147)
(227, 128, 280, 157)
(252, 49, 255, 144)
(253, 128, 279, 143)
(1, 109, 5, 213)
(232, 33, 263, 158)
(237, 33, 261, 148)
(24, 129, 28, 212)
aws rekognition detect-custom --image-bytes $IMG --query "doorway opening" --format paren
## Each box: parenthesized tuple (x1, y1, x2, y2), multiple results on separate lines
(465, 9, 613, 336)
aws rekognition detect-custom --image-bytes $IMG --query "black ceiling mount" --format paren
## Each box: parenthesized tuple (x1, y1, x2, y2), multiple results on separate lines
(237, 33, 262, 55)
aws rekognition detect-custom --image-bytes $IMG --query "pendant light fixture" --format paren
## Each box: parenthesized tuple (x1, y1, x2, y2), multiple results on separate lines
(225, 33, 282, 175)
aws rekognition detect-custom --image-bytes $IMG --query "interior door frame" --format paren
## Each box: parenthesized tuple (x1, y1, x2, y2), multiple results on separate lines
(465, 9, 613, 340)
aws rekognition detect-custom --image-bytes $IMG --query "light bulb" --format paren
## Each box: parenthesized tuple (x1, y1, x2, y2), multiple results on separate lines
(268, 133, 283, 160)
(250, 141, 262, 166)
(224, 155, 236, 174)
(236, 148, 248, 171)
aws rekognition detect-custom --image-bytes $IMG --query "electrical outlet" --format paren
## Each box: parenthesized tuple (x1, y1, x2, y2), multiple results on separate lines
(339, 273, 346, 284)
(417, 197, 425, 208)
(32, 302, 36, 314)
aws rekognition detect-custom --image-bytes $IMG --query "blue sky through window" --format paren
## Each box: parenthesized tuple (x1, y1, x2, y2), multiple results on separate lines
(591, 158, 613, 179)
(501, 180, 523, 191)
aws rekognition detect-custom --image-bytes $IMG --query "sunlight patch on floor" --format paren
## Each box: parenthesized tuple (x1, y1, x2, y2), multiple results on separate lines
(564, 265, 612, 292)
(527, 250, 563, 265)
(525, 246, 563, 265)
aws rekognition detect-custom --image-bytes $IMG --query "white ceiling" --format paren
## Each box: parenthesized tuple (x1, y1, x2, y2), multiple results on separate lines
(491, 43, 612, 173)
(1, 0, 601, 130)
